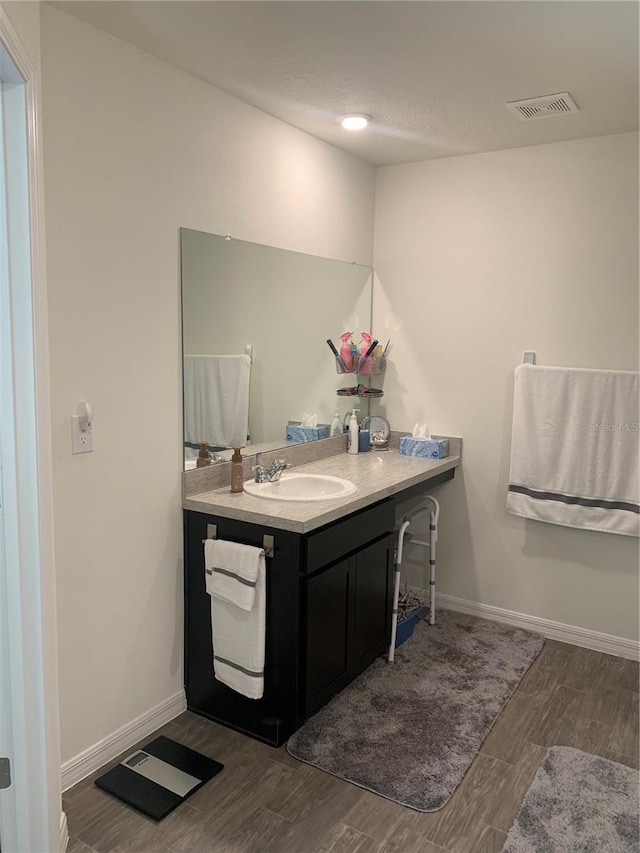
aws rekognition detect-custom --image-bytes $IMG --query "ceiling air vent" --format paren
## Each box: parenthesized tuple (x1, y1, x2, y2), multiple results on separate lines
(506, 92, 579, 121)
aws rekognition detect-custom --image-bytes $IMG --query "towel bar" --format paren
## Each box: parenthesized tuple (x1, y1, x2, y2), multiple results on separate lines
(202, 523, 274, 558)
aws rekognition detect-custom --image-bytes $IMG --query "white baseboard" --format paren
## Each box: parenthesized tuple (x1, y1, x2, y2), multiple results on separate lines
(434, 592, 640, 661)
(60, 810, 68, 852)
(61, 690, 187, 792)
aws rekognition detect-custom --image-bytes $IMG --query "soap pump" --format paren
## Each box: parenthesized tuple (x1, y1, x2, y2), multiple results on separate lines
(347, 408, 360, 455)
(330, 409, 342, 436)
(230, 447, 244, 493)
(196, 441, 211, 468)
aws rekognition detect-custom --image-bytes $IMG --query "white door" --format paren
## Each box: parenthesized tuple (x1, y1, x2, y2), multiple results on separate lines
(0, 432, 14, 852)
(0, 75, 20, 853)
(0, 11, 63, 852)
(0, 74, 16, 853)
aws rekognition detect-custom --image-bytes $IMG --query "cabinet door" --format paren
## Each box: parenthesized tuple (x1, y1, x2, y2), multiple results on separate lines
(353, 535, 394, 675)
(305, 557, 354, 716)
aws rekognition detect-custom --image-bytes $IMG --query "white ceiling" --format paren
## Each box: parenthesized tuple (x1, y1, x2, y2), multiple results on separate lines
(50, 1, 639, 166)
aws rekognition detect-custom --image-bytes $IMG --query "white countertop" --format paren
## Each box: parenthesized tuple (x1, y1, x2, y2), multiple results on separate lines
(183, 446, 461, 533)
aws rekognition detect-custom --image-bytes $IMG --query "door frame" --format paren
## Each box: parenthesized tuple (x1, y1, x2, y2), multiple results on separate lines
(0, 6, 63, 851)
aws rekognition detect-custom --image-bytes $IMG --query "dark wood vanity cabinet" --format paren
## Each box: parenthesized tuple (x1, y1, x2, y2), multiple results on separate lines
(304, 534, 394, 717)
(183, 498, 395, 747)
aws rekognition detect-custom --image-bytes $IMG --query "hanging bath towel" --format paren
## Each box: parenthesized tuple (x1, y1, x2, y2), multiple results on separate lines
(204, 539, 266, 700)
(506, 364, 639, 537)
(184, 354, 251, 449)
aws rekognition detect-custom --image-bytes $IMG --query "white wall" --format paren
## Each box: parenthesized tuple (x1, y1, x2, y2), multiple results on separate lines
(374, 132, 639, 642)
(41, 5, 374, 765)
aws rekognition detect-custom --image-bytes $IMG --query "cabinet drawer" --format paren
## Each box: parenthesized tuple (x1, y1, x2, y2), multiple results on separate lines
(304, 499, 395, 574)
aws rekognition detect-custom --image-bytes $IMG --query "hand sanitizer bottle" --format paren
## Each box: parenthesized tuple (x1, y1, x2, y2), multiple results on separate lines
(347, 408, 360, 455)
(330, 409, 342, 436)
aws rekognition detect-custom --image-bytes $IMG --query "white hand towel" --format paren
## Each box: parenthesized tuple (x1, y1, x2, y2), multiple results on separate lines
(506, 364, 639, 537)
(204, 539, 262, 611)
(204, 539, 266, 700)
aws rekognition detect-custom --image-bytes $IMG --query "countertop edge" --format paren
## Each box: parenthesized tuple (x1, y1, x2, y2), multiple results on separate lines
(183, 453, 460, 534)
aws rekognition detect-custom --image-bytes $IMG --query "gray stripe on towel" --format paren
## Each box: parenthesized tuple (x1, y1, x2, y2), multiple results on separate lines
(508, 484, 640, 514)
(212, 567, 257, 587)
(214, 655, 263, 678)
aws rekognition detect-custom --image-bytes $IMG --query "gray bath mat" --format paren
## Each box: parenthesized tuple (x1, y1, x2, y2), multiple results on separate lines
(287, 609, 543, 811)
(502, 747, 639, 852)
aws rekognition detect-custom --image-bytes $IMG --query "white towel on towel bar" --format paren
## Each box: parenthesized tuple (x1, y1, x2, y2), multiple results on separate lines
(205, 539, 261, 611)
(506, 364, 639, 537)
(184, 354, 251, 449)
(204, 539, 266, 699)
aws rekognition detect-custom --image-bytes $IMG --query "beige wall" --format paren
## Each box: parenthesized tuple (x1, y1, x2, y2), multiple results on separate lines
(41, 5, 375, 765)
(2, 1, 40, 67)
(374, 132, 639, 642)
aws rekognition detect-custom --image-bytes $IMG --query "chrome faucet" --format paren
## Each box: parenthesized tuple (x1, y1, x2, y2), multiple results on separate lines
(252, 455, 293, 483)
(267, 459, 293, 481)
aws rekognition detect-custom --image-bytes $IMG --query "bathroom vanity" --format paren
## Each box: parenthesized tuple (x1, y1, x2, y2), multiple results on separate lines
(182, 439, 461, 747)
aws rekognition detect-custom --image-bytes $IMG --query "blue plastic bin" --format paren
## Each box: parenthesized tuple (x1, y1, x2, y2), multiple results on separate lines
(394, 604, 426, 647)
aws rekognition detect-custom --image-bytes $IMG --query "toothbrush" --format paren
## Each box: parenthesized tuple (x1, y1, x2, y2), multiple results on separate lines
(326, 339, 349, 373)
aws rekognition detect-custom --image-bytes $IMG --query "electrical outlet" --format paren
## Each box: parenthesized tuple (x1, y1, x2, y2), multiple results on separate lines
(71, 415, 94, 454)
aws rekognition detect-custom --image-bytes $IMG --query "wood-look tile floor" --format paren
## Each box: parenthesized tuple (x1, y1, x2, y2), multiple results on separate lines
(64, 641, 639, 853)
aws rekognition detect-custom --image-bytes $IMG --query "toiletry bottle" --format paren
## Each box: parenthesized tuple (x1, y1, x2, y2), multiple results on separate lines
(350, 341, 359, 370)
(330, 409, 342, 436)
(358, 332, 372, 374)
(339, 332, 353, 372)
(347, 408, 360, 455)
(230, 447, 244, 492)
(196, 441, 211, 468)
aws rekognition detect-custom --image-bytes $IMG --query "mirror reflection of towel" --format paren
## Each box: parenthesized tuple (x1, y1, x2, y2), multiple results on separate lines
(184, 354, 251, 448)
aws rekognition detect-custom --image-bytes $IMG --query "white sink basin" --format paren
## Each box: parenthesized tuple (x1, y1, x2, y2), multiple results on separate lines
(243, 473, 357, 502)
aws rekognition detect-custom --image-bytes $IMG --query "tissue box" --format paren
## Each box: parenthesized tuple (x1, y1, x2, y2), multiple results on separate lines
(399, 436, 449, 459)
(286, 424, 330, 443)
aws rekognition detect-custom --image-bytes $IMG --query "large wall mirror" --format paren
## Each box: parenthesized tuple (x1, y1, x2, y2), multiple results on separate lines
(180, 228, 373, 469)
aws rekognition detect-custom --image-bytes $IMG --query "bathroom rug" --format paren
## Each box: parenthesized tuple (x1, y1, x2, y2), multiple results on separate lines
(286, 609, 543, 812)
(502, 747, 639, 852)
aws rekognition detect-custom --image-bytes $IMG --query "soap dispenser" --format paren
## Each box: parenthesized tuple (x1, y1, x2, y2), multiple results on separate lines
(196, 441, 211, 468)
(330, 409, 342, 436)
(347, 408, 360, 455)
(230, 447, 244, 492)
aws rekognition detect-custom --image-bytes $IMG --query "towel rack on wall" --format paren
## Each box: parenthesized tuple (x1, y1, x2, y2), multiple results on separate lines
(202, 522, 274, 558)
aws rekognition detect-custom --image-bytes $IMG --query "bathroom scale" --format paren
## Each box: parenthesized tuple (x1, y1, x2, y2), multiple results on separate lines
(95, 735, 224, 821)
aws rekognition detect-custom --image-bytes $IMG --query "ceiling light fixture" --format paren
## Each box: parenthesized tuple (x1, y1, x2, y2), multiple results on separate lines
(340, 114, 371, 131)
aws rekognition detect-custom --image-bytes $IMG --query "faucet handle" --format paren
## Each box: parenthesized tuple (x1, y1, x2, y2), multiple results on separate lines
(251, 453, 270, 483)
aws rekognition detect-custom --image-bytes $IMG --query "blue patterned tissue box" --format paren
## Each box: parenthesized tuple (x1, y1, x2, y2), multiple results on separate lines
(286, 424, 330, 443)
(399, 436, 449, 459)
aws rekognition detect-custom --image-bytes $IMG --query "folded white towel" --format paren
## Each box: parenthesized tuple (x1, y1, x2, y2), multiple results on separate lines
(507, 364, 639, 537)
(204, 539, 266, 699)
(205, 539, 262, 611)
